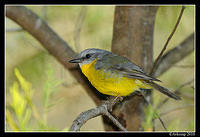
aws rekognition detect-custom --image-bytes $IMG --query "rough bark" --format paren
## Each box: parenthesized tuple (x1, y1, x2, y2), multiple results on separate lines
(102, 6, 158, 131)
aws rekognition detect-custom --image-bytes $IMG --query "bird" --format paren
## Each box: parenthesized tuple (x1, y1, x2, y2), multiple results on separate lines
(69, 48, 181, 100)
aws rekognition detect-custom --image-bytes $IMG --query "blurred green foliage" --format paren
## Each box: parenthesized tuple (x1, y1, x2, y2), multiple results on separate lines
(43, 65, 63, 125)
(6, 67, 64, 131)
(6, 5, 194, 131)
(142, 104, 156, 131)
(142, 93, 161, 131)
(7, 68, 34, 130)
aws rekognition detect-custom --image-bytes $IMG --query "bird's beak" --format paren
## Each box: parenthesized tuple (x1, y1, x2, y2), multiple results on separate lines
(68, 58, 82, 63)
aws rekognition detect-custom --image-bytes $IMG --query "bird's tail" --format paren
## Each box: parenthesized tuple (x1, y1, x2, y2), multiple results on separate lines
(148, 82, 181, 100)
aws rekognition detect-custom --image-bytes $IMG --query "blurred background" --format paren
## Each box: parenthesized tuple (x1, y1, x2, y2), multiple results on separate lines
(5, 5, 195, 131)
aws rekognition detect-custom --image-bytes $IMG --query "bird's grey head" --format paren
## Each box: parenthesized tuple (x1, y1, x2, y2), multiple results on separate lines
(69, 48, 111, 67)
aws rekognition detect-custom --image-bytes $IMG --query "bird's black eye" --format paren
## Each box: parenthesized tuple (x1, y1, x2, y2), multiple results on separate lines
(85, 54, 91, 59)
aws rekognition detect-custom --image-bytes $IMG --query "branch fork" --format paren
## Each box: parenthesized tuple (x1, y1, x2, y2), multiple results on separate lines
(70, 98, 127, 131)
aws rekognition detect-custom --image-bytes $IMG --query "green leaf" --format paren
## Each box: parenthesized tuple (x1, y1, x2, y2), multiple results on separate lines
(9, 82, 26, 118)
(22, 108, 32, 129)
(43, 83, 50, 106)
(14, 68, 34, 99)
(6, 110, 19, 131)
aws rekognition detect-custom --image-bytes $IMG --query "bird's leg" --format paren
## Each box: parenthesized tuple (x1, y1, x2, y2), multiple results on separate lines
(111, 94, 123, 107)
(119, 96, 123, 101)
(103, 94, 124, 112)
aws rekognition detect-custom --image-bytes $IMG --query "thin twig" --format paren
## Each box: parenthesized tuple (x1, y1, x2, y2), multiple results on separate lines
(156, 79, 194, 109)
(174, 65, 194, 68)
(103, 107, 128, 131)
(190, 86, 194, 90)
(140, 91, 167, 131)
(157, 116, 167, 131)
(21, 31, 46, 52)
(160, 104, 194, 116)
(69, 102, 127, 131)
(6, 28, 24, 32)
(42, 6, 47, 21)
(152, 33, 194, 78)
(150, 6, 185, 75)
(179, 93, 194, 100)
(74, 6, 87, 52)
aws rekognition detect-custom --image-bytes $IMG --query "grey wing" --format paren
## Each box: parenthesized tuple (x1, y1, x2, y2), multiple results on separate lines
(96, 53, 161, 82)
(112, 63, 161, 82)
(113, 64, 160, 81)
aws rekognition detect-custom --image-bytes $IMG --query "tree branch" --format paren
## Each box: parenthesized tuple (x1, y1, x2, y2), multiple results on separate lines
(150, 6, 185, 75)
(152, 33, 194, 77)
(70, 101, 128, 131)
(156, 79, 194, 109)
(6, 6, 102, 105)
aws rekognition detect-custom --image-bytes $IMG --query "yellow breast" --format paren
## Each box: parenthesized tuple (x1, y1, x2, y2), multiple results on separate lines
(80, 59, 151, 96)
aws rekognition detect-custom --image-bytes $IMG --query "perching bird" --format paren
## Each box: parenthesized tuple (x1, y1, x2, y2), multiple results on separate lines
(69, 48, 181, 100)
